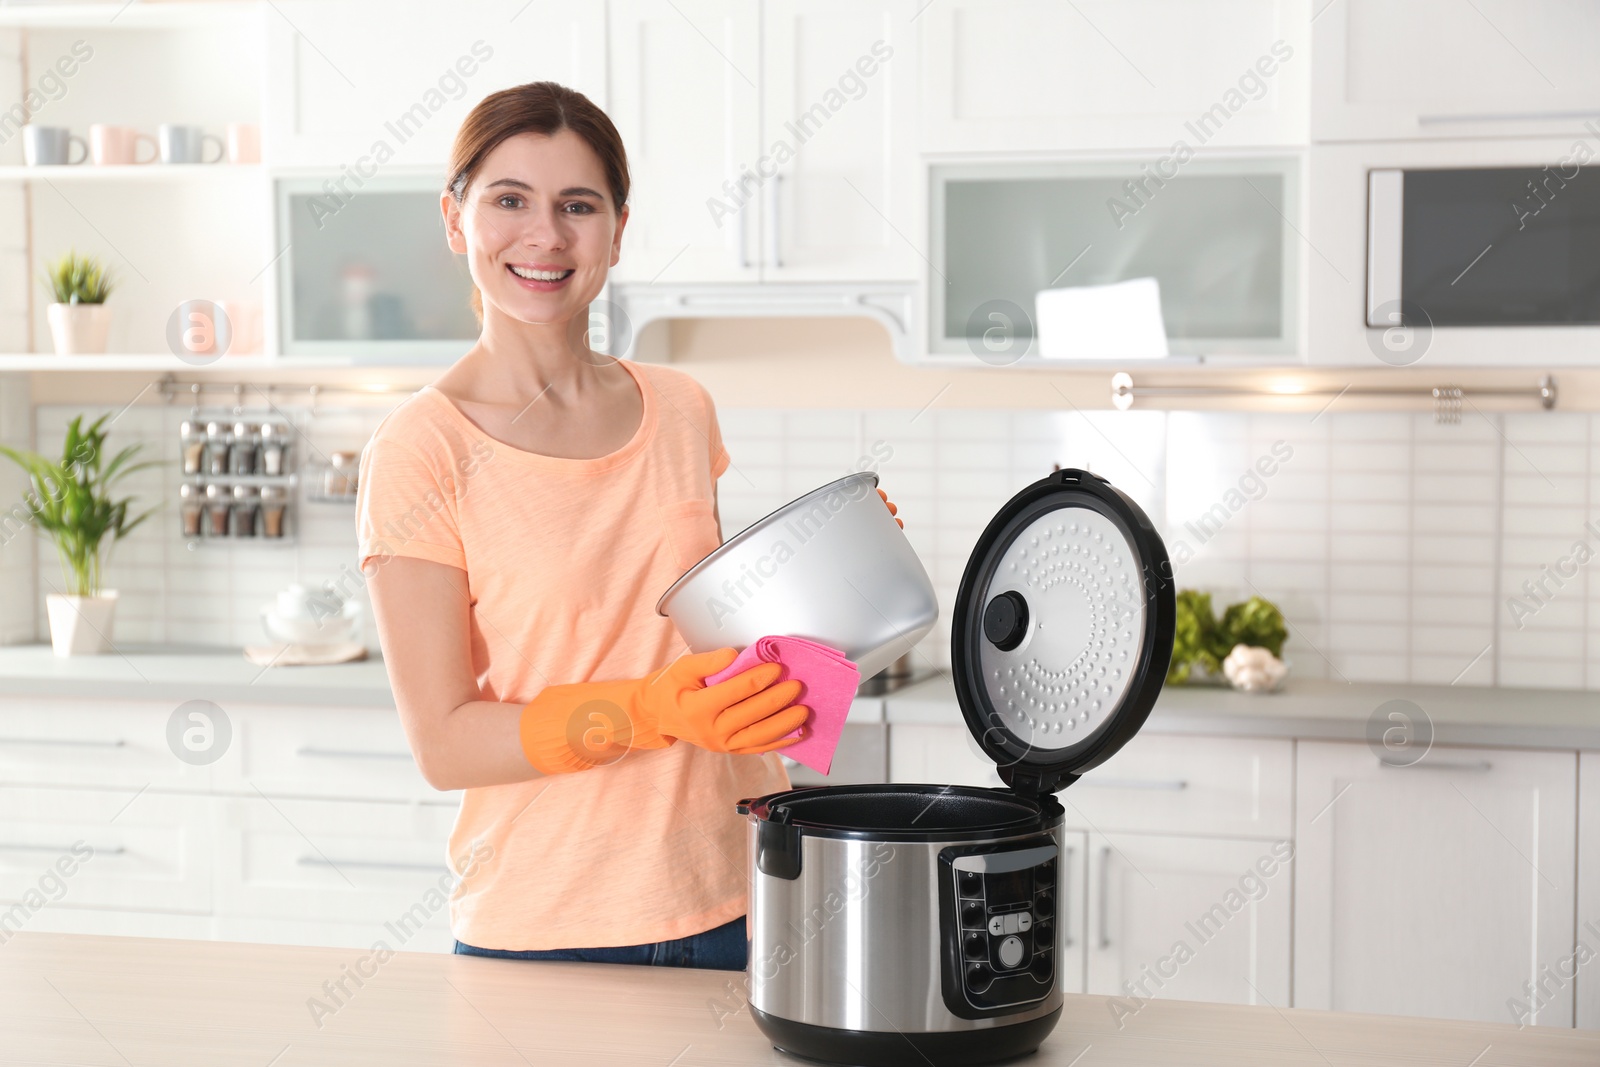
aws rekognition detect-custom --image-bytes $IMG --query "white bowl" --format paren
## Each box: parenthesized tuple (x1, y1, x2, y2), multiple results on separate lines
(261, 604, 358, 646)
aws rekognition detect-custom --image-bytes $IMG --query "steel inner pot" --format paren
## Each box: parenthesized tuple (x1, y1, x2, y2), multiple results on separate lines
(655, 472, 938, 680)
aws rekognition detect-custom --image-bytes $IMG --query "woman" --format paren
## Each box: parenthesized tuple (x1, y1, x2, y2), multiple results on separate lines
(358, 81, 899, 971)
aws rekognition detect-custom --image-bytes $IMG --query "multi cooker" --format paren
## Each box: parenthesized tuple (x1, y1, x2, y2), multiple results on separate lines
(736, 467, 1176, 1067)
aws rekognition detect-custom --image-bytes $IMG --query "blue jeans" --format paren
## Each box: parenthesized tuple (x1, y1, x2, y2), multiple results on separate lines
(453, 914, 748, 971)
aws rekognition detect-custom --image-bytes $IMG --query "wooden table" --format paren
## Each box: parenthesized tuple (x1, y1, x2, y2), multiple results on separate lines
(3, 933, 1596, 1065)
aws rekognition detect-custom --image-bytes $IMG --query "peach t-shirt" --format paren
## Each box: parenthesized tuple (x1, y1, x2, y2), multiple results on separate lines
(355, 359, 789, 950)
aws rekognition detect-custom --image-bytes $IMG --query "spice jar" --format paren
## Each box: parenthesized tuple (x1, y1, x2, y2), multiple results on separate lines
(180, 420, 206, 475)
(204, 482, 231, 537)
(230, 421, 258, 475)
(205, 421, 232, 476)
(326, 451, 359, 497)
(260, 485, 288, 538)
(232, 484, 259, 537)
(259, 422, 288, 476)
(179, 482, 203, 537)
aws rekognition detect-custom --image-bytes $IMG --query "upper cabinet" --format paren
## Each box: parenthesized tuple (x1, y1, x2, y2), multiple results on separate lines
(1313, 0, 1600, 142)
(919, 0, 1310, 153)
(608, 0, 919, 285)
(606, 0, 762, 284)
(262, 0, 605, 168)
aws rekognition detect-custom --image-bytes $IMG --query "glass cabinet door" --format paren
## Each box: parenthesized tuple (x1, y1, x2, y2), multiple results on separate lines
(930, 157, 1300, 361)
(276, 174, 480, 360)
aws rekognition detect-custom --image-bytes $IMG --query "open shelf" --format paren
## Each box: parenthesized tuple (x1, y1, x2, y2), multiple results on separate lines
(0, 2, 257, 29)
(0, 164, 264, 182)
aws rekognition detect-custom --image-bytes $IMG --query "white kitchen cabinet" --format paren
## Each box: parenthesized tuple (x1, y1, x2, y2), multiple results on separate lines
(608, 0, 918, 285)
(1577, 752, 1600, 1030)
(213, 794, 458, 927)
(1294, 741, 1577, 1026)
(607, 0, 762, 283)
(1087, 833, 1293, 1011)
(919, 0, 1310, 153)
(760, 0, 919, 281)
(0, 700, 216, 791)
(262, 0, 605, 167)
(887, 723, 1003, 787)
(0, 786, 215, 914)
(1065, 734, 1293, 840)
(1312, 0, 1600, 142)
(1056, 829, 1089, 996)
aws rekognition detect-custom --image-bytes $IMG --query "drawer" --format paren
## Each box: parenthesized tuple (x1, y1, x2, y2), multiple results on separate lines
(223, 704, 459, 804)
(0, 785, 213, 913)
(213, 794, 460, 926)
(783, 724, 887, 786)
(1066, 735, 1293, 839)
(12, 905, 213, 942)
(886, 728, 1292, 839)
(212, 912, 454, 954)
(0, 701, 215, 790)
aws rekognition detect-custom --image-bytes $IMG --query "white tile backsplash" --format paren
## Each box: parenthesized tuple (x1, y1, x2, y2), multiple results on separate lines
(6, 396, 1599, 691)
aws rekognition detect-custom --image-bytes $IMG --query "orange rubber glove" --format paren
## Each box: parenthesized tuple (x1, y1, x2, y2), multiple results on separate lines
(877, 487, 903, 529)
(519, 647, 810, 775)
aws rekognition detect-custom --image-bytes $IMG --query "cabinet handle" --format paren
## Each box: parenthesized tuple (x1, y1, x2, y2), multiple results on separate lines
(766, 173, 782, 268)
(1375, 758, 1492, 773)
(295, 746, 413, 761)
(1060, 846, 1074, 949)
(1080, 777, 1187, 791)
(0, 842, 124, 855)
(1418, 109, 1600, 125)
(734, 174, 750, 270)
(1097, 846, 1111, 949)
(297, 856, 446, 873)
(0, 737, 126, 748)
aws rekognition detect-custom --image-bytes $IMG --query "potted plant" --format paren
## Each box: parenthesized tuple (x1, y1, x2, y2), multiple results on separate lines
(40, 250, 114, 355)
(0, 414, 159, 656)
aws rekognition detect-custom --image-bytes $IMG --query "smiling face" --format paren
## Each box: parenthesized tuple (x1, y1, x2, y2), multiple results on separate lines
(442, 128, 627, 327)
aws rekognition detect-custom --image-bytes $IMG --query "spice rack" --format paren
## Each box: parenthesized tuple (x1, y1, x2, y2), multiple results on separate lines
(178, 411, 297, 545)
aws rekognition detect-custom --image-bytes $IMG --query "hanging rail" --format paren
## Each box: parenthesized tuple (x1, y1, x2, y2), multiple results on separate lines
(1111, 372, 1557, 423)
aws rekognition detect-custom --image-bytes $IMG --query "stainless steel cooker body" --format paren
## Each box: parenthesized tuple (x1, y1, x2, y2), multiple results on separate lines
(737, 785, 1069, 1066)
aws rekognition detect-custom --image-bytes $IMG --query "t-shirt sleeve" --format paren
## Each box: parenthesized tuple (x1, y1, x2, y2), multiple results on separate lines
(355, 433, 466, 573)
(700, 383, 731, 481)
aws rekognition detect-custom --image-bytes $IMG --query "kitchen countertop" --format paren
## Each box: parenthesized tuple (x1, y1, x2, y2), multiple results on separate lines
(884, 672, 1600, 750)
(0, 643, 397, 708)
(1, 642, 1597, 749)
(3, 932, 1594, 1066)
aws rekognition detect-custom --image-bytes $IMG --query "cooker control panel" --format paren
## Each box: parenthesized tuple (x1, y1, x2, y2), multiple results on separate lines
(938, 841, 1058, 1016)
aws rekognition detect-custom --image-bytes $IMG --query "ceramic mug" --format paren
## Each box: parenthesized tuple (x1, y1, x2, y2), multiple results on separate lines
(225, 122, 260, 164)
(89, 124, 158, 165)
(22, 125, 87, 166)
(158, 124, 225, 164)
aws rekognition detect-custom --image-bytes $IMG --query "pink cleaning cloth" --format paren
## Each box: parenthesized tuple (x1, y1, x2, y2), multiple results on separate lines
(703, 636, 860, 775)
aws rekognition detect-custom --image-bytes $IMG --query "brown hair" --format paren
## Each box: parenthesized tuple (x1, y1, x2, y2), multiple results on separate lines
(446, 81, 630, 322)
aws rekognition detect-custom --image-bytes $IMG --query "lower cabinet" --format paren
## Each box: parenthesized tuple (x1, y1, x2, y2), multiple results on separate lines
(1085, 833, 1293, 1013)
(1580, 753, 1600, 1030)
(1294, 741, 1578, 1027)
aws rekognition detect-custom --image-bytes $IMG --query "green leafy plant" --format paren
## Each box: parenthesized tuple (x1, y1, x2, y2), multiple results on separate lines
(1167, 590, 1288, 683)
(0, 414, 160, 597)
(39, 249, 114, 305)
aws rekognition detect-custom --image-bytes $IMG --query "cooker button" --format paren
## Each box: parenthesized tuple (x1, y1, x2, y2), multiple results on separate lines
(1018, 912, 1032, 932)
(1031, 955, 1053, 982)
(1033, 921, 1053, 951)
(961, 901, 986, 928)
(1036, 860, 1055, 887)
(1002, 912, 1020, 934)
(997, 935, 1025, 970)
(963, 932, 987, 960)
(988, 915, 1005, 936)
(1035, 890, 1055, 916)
(966, 963, 993, 990)
(958, 870, 983, 895)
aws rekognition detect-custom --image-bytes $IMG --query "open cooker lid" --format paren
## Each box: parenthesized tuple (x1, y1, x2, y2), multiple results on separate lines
(952, 468, 1175, 799)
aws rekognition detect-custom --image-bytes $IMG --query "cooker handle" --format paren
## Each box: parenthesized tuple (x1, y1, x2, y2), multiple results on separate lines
(756, 805, 803, 880)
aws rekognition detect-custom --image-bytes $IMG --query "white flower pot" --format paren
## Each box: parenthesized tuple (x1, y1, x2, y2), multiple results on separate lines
(46, 303, 112, 355)
(45, 591, 119, 656)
